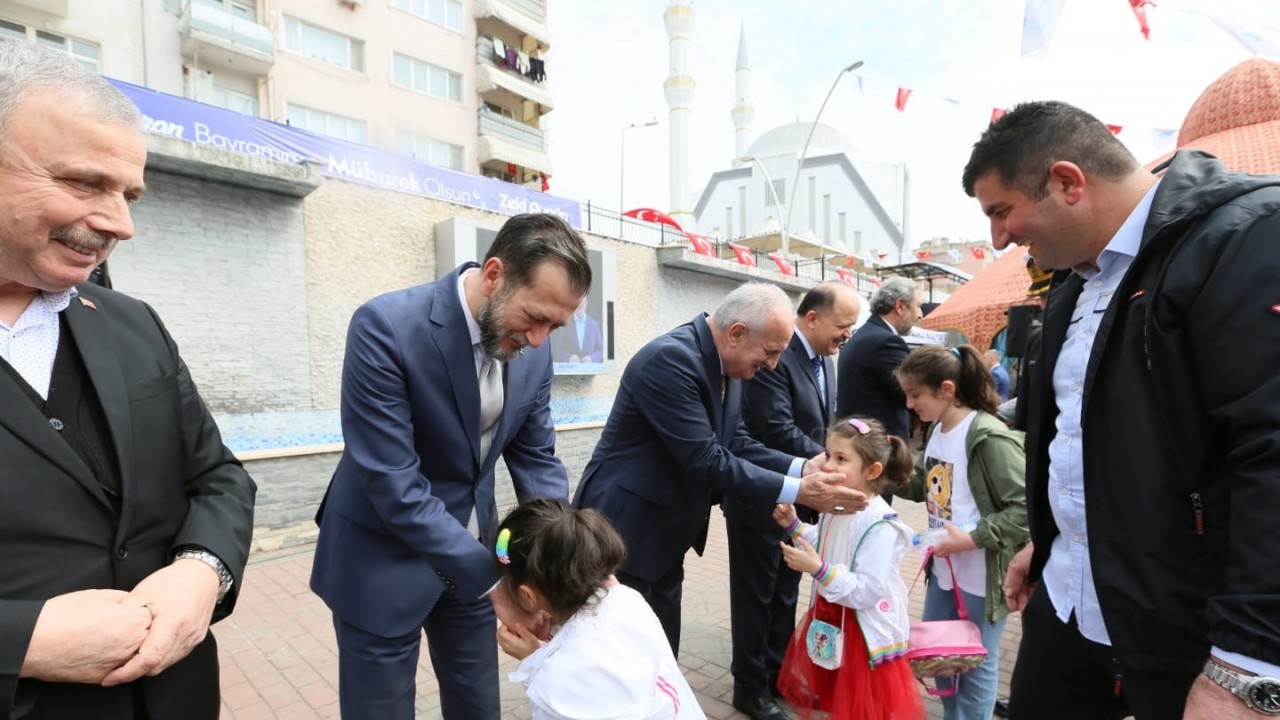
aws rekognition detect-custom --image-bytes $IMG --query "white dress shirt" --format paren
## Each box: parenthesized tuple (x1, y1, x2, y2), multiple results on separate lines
(0, 288, 78, 399)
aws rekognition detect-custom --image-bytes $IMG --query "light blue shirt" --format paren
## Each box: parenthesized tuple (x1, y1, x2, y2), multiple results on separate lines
(793, 328, 825, 402)
(1042, 180, 1157, 645)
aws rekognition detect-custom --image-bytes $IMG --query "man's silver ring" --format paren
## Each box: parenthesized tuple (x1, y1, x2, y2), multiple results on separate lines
(834, 505, 845, 513)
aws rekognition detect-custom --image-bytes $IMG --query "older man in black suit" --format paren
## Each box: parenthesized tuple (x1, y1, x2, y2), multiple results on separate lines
(835, 276, 922, 442)
(0, 40, 255, 720)
(574, 282, 867, 660)
(726, 282, 861, 720)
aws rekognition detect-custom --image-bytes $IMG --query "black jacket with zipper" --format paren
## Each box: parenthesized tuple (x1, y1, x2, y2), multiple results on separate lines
(1023, 150, 1280, 675)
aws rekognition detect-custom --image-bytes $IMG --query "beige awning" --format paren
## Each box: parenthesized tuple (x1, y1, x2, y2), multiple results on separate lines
(477, 134, 553, 175)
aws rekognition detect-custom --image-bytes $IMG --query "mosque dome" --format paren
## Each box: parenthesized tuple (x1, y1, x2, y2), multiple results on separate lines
(746, 121, 858, 160)
(1150, 58, 1280, 174)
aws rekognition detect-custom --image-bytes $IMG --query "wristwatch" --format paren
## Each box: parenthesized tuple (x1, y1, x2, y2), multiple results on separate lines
(1203, 658, 1280, 715)
(174, 547, 234, 604)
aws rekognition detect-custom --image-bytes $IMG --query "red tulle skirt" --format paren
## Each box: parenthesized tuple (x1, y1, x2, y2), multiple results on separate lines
(778, 596, 926, 720)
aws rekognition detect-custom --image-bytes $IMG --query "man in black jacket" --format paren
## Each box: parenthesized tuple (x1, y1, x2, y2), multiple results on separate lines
(835, 276, 921, 442)
(966, 100, 1280, 719)
(727, 281, 860, 720)
(0, 40, 256, 719)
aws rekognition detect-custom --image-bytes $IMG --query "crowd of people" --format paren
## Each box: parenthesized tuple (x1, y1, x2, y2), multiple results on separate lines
(3, 37, 1277, 720)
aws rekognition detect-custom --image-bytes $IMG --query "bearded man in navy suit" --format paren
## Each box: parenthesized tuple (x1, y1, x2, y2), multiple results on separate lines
(311, 213, 591, 719)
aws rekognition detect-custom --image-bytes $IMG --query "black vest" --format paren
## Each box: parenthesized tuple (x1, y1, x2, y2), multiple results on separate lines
(0, 315, 122, 512)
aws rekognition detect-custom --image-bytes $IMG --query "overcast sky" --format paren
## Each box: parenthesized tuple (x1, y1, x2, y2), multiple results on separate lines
(544, 0, 1280, 247)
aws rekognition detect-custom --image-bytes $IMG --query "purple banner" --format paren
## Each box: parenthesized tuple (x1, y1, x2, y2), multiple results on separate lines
(108, 79, 581, 228)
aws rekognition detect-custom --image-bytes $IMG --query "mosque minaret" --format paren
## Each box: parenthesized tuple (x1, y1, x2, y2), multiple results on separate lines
(731, 22, 755, 168)
(663, 0, 696, 226)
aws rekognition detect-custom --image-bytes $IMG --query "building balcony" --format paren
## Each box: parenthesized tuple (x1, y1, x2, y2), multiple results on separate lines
(474, 0, 549, 52)
(475, 62, 552, 114)
(179, 1, 275, 76)
(8, 0, 68, 17)
(477, 111, 551, 176)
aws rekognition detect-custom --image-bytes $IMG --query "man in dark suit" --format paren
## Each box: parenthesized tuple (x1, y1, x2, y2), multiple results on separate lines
(310, 213, 591, 719)
(727, 282, 861, 720)
(0, 40, 256, 720)
(835, 275, 922, 442)
(574, 282, 867, 658)
(551, 295, 603, 362)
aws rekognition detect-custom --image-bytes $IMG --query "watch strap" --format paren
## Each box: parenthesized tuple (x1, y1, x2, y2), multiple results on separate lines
(174, 547, 234, 604)
(1204, 658, 1280, 715)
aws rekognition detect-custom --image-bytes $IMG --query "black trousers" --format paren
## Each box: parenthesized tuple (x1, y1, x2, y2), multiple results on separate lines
(726, 517, 803, 701)
(619, 563, 685, 654)
(1009, 586, 1197, 720)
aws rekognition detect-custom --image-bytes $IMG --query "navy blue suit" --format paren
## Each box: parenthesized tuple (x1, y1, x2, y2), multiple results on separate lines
(835, 314, 911, 440)
(725, 331, 831, 701)
(573, 314, 795, 652)
(551, 312, 603, 362)
(310, 264, 568, 719)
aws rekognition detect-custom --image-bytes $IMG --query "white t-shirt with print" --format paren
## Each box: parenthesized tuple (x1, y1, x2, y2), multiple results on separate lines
(921, 410, 985, 596)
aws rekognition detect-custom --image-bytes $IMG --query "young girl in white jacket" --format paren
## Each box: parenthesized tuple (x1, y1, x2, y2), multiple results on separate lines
(773, 417, 926, 720)
(493, 498, 705, 720)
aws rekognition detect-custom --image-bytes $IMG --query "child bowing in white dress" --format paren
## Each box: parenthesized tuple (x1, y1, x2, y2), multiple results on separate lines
(494, 498, 705, 720)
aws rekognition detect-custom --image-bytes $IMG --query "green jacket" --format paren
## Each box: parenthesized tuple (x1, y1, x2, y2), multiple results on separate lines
(897, 410, 1029, 622)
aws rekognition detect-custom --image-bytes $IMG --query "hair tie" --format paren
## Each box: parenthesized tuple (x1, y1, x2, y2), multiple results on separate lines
(950, 347, 961, 357)
(848, 418, 871, 434)
(495, 528, 512, 564)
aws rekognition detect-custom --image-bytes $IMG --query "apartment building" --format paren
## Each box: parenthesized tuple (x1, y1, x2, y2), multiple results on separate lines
(0, 0, 554, 185)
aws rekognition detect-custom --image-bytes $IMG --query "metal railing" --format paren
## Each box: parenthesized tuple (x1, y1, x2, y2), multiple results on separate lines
(477, 111, 546, 151)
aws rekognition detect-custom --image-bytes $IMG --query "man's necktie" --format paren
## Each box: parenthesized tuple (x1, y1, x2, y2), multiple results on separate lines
(811, 355, 827, 408)
(478, 356, 504, 461)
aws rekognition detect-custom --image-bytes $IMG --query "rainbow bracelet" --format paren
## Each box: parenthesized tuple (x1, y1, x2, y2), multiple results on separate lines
(785, 519, 803, 539)
(813, 561, 838, 587)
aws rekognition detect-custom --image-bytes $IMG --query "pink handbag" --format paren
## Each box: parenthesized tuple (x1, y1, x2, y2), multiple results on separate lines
(905, 553, 988, 696)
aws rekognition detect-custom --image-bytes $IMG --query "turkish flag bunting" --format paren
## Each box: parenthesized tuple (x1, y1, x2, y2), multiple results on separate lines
(895, 87, 912, 112)
(835, 268, 855, 287)
(729, 243, 756, 267)
(845, 254, 857, 267)
(991, 108, 1007, 124)
(768, 253, 795, 276)
(970, 246, 986, 260)
(1106, 124, 1123, 135)
(1130, 0, 1153, 40)
(916, 250, 931, 260)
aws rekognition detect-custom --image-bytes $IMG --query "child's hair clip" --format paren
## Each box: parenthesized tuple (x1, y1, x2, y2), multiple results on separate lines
(848, 418, 871, 434)
(495, 528, 512, 565)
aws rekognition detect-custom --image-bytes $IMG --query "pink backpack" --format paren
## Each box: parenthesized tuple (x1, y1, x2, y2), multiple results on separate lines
(905, 552, 988, 696)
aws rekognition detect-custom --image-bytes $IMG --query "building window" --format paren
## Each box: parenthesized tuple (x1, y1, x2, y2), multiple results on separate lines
(390, 0, 462, 32)
(725, 207, 733, 240)
(286, 103, 367, 143)
(395, 130, 464, 170)
(764, 179, 785, 206)
(738, 186, 747, 237)
(283, 17, 364, 72)
(392, 52, 462, 102)
(0, 21, 100, 71)
(854, 230, 863, 252)
(212, 86, 258, 116)
(823, 194, 831, 244)
(838, 212, 847, 244)
(195, 0, 257, 22)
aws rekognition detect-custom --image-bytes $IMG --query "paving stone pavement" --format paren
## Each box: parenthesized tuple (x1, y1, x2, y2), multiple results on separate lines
(216, 499, 1020, 719)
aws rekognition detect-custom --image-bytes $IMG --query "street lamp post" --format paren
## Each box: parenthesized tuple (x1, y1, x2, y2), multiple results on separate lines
(738, 155, 787, 251)
(782, 59, 864, 257)
(620, 119, 658, 212)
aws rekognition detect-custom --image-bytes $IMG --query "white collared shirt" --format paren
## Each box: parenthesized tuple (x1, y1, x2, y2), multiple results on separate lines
(0, 288, 78, 399)
(1042, 180, 1157, 644)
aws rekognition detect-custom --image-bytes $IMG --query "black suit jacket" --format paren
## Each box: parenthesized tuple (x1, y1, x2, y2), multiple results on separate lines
(835, 314, 910, 439)
(728, 332, 831, 533)
(573, 314, 795, 582)
(0, 286, 255, 720)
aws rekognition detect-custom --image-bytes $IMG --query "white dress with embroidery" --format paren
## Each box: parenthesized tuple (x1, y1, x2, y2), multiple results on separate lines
(509, 583, 706, 720)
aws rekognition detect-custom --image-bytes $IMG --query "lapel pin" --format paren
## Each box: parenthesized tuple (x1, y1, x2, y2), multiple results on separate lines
(79, 297, 97, 310)
(1271, 304, 1280, 316)
(1128, 289, 1147, 302)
